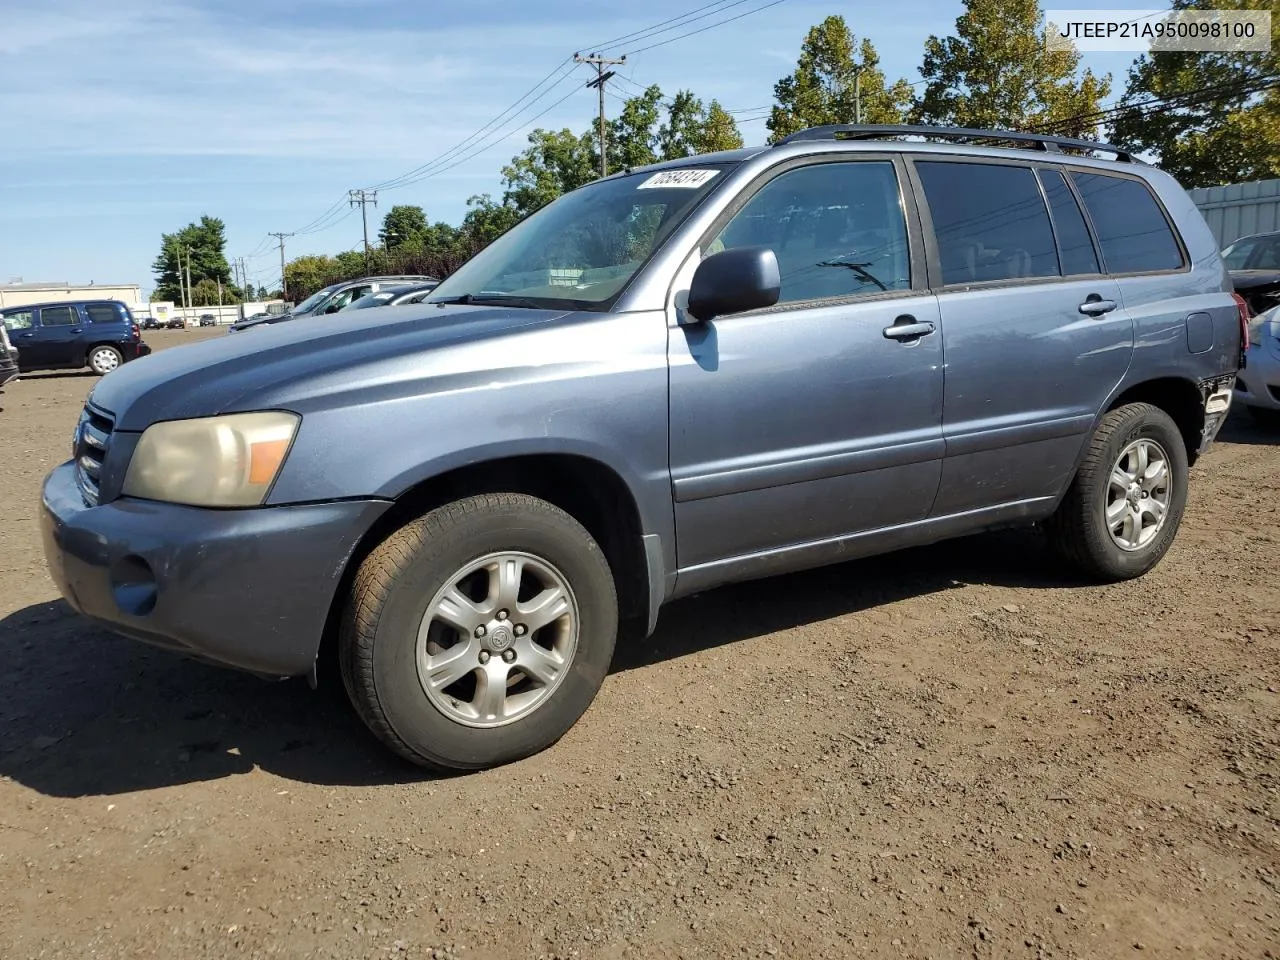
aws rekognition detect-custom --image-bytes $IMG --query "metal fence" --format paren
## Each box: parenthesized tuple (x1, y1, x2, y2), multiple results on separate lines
(1188, 178, 1280, 248)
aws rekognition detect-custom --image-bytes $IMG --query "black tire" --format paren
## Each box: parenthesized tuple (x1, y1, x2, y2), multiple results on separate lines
(1046, 402, 1189, 582)
(87, 345, 122, 376)
(1247, 405, 1280, 428)
(339, 493, 618, 771)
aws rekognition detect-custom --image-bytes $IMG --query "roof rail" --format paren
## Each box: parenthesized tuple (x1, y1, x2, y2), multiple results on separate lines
(773, 124, 1145, 164)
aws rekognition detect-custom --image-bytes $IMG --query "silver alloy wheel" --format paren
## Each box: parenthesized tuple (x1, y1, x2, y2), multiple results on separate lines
(90, 347, 120, 374)
(416, 551, 580, 728)
(1105, 438, 1171, 551)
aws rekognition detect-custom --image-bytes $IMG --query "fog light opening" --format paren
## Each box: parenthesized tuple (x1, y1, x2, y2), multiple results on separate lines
(109, 555, 158, 617)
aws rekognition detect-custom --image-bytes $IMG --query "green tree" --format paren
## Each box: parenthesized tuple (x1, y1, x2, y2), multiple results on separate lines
(659, 91, 745, 158)
(914, 0, 1111, 137)
(609, 84, 664, 170)
(767, 17, 912, 142)
(379, 205, 430, 250)
(151, 215, 237, 303)
(460, 194, 522, 248)
(283, 254, 340, 301)
(500, 128, 597, 217)
(189, 278, 222, 307)
(1110, 0, 1279, 187)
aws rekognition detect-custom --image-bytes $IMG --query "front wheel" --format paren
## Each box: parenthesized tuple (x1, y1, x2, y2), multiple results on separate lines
(339, 493, 618, 771)
(1046, 402, 1189, 581)
(88, 345, 122, 375)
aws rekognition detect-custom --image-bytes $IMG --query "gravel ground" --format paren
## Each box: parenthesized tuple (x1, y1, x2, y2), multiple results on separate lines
(0, 328, 1276, 960)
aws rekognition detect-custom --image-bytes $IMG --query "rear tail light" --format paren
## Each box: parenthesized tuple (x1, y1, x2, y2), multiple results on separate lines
(1232, 292, 1250, 359)
(131, 322, 140, 340)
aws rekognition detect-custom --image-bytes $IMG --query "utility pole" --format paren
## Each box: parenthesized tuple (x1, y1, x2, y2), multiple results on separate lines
(175, 247, 186, 309)
(183, 246, 192, 310)
(349, 189, 378, 273)
(854, 68, 862, 124)
(269, 232, 293, 300)
(575, 53, 626, 178)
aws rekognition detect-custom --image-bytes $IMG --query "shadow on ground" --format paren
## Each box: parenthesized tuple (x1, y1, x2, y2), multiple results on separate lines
(0, 528, 1079, 798)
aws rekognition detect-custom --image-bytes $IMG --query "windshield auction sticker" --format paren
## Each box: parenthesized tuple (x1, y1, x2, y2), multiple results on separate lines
(637, 169, 721, 189)
(1046, 9, 1270, 52)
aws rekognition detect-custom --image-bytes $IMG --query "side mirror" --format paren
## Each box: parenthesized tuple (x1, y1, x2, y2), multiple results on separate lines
(684, 246, 781, 324)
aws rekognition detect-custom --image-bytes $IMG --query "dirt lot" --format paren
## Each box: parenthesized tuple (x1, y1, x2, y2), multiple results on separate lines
(0, 327, 1276, 960)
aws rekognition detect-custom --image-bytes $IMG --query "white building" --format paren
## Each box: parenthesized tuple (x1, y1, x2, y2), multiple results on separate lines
(0, 280, 142, 309)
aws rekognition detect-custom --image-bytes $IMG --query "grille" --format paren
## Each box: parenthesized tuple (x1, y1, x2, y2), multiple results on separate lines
(73, 405, 114, 506)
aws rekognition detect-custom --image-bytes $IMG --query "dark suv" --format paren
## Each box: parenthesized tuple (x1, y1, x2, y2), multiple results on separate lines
(2, 300, 150, 376)
(39, 125, 1243, 772)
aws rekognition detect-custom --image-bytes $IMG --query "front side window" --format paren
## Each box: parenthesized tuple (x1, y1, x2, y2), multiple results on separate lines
(40, 305, 78, 326)
(85, 303, 122, 324)
(706, 161, 912, 304)
(2, 309, 34, 330)
(1071, 172, 1184, 274)
(428, 165, 731, 310)
(916, 160, 1059, 285)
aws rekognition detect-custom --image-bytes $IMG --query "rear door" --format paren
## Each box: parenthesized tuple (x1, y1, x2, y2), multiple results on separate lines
(31, 304, 86, 367)
(911, 157, 1133, 517)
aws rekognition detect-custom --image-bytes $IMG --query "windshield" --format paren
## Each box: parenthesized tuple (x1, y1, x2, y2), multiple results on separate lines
(1222, 238, 1260, 270)
(292, 285, 339, 315)
(428, 165, 731, 310)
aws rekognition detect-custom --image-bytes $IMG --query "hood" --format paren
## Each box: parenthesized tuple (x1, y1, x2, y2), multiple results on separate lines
(230, 311, 294, 331)
(89, 303, 570, 431)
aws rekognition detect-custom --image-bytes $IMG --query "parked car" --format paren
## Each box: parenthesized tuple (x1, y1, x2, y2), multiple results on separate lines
(198, 314, 217, 327)
(2, 299, 151, 375)
(340, 282, 439, 311)
(227, 276, 438, 332)
(0, 323, 18, 388)
(166, 317, 186, 329)
(1222, 229, 1280, 315)
(39, 124, 1244, 772)
(140, 316, 163, 330)
(1235, 302, 1280, 424)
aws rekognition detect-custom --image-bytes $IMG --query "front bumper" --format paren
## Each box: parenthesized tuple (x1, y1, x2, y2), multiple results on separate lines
(1235, 344, 1280, 411)
(0, 356, 17, 388)
(40, 462, 390, 677)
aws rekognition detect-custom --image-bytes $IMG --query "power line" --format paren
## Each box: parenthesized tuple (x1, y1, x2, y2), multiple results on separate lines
(583, 0, 745, 52)
(624, 0, 791, 56)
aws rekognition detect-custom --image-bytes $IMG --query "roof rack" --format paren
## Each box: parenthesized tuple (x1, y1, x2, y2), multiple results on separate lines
(773, 124, 1145, 164)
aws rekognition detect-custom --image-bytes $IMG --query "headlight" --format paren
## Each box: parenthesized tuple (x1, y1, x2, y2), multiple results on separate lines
(122, 411, 300, 507)
(1249, 317, 1264, 347)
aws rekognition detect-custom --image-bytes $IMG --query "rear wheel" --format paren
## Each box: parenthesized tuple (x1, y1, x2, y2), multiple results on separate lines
(1046, 402, 1188, 581)
(339, 493, 618, 770)
(88, 345, 122, 375)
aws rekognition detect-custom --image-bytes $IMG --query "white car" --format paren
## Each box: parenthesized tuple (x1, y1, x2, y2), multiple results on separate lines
(1237, 303, 1280, 424)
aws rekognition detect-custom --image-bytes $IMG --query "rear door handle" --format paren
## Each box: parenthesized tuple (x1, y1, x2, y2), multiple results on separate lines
(69, 327, 82, 333)
(18, 332, 34, 338)
(1079, 296, 1118, 316)
(882, 316, 936, 341)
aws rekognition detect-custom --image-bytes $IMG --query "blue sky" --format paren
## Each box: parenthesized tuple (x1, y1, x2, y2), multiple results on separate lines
(0, 0, 1140, 297)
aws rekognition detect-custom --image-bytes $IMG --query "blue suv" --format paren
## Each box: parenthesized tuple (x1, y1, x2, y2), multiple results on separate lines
(39, 125, 1244, 771)
(2, 300, 151, 376)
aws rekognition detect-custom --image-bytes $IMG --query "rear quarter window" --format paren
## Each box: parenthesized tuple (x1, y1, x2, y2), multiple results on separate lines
(1071, 172, 1185, 274)
(2, 310, 34, 330)
(84, 303, 123, 324)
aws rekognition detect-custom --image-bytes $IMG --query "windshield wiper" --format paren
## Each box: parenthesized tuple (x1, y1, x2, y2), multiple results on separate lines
(818, 260, 888, 292)
(430, 293, 544, 309)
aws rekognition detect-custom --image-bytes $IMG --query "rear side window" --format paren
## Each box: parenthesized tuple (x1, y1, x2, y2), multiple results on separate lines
(2, 310, 34, 330)
(84, 303, 122, 324)
(1071, 172, 1184, 274)
(1037, 169, 1099, 276)
(40, 305, 78, 326)
(916, 161, 1058, 285)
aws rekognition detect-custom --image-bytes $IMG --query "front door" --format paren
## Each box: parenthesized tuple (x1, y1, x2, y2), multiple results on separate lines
(31, 304, 86, 367)
(1, 307, 38, 367)
(667, 157, 945, 588)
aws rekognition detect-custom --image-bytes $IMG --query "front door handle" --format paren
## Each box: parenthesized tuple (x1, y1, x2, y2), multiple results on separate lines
(882, 316, 936, 341)
(1079, 296, 1118, 316)
(69, 327, 82, 333)
(18, 332, 34, 338)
